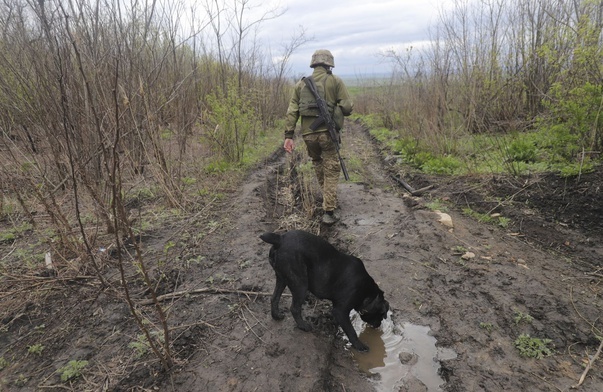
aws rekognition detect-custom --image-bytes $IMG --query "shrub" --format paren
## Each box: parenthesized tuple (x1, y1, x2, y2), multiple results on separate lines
(539, 82, 603, 158)
(507, 138, 537, 163)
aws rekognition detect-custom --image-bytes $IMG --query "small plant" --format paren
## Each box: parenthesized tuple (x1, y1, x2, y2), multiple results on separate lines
(421, 155, 462, 175)
(451, 245, 467, 254)
(426, 199, 447, 212)
(163, 241, 176, 255)
(27, 344, 44, 356)
(14, 373, 28, 387)
(206, 273, 232, 285)
(238, 259, 251, 269)
(506, 138, 537, 163)
(181, 177, 197, 186)
(128, 338, 150, 359)
(0, 356, 9, 370)
(0, 231, 16, 243)
(129, 335, 150, 358)
(497, 216, 511, 228)
(462, 207, 494, 224)
(57, 360, 88, 382)
(479, 322, 495, 333)
(514, 334, 553, 359)
(514, 310, 534, 325)
(558, 160, 595, 177)
(129, 331, 164, 359)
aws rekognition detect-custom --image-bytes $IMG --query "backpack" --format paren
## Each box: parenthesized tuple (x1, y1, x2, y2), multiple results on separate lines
(298, 75, 344, 131)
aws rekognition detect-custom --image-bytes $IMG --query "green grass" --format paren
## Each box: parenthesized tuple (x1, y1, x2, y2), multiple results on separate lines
(361, 114, 599, 177)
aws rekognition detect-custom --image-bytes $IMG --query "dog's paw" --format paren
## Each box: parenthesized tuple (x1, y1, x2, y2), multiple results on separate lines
(353, 341, 370, 352)
(296, 321, 313, 332)
(271, 311, 285, 320)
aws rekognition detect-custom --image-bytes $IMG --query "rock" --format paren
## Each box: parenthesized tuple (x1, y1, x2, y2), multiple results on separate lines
(435, 210, 453, 228)
(398, 351, 418, 365)
(398, 375, 428, 392)
(461, 252, 475, 260)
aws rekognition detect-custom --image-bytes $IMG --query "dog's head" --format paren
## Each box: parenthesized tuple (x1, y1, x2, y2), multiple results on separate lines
(359, 292, 389, 328)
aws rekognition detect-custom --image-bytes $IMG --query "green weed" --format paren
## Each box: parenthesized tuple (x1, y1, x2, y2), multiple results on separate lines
(180, 177, 197, 186)
(558, 160, 595, 177)
(27, 344, 44, 356)
(514, 334, 553, 359)
(498, 216, 511, 228)
(421, 155, 462, 175)
(129, 338, 149, 358)
(452, 245, 467, 254)
(506, 137, 538, 163)
(0, 231, 16, 243)
(128, 331, 165, 359)
(14, 374, 28, 387)
(204, 159, 232, 174)
(359, 110, 601, 177)
(514, 310, 534, 325)
(462, 207, 494, 224)
(425, 199, 448, 212)
(57, 360, 88, 382)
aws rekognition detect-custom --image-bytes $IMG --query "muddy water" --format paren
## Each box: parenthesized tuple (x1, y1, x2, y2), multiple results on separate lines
(349, 312, 456, 391)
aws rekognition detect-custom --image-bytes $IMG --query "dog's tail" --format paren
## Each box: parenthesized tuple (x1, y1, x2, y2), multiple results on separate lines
(259, 232, 281, 247)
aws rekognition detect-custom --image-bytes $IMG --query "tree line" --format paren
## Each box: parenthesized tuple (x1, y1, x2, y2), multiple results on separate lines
(360, 0, 602, 166)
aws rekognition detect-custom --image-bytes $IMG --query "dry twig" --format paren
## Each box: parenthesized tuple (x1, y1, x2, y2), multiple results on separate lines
(571, 338, 603, 389)
(138, 287, 288, 306)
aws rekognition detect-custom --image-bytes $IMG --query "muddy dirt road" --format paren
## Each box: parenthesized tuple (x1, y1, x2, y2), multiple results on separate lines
(153, 120, 603, 391)
(1, 120, 602, 391)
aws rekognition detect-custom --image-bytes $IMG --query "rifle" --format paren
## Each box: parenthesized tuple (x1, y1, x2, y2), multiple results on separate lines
(302, 76, 350, 181)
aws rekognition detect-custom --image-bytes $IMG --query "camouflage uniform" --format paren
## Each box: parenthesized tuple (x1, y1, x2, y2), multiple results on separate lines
(284, 54, 353, 215)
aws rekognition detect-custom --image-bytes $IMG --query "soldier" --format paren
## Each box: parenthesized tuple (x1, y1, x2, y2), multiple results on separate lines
(283, 49, 353, 225)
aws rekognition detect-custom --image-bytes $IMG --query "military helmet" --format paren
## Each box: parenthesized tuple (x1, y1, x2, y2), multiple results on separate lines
(310, 49, 335, 68)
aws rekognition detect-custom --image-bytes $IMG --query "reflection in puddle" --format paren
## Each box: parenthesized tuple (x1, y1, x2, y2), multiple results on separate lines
(349, 312, 456, 391)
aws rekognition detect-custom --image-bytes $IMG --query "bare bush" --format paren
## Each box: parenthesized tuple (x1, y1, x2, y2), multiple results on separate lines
(366, 0, 602, 156)
(0, 0, 298, 372)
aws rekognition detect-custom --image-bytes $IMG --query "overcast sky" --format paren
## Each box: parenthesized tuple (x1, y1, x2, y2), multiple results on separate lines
(252, 0, 458, 77)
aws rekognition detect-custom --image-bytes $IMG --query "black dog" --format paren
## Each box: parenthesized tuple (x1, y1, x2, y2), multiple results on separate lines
(259, 230, 389, 352)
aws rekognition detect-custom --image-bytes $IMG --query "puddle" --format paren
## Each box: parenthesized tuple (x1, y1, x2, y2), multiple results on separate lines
(349, 312, 456, 391)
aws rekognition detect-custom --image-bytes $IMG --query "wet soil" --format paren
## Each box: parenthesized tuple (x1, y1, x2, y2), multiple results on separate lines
(1, 120, 602, 391)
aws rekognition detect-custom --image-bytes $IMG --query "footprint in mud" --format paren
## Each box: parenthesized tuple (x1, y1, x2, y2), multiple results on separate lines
(349, 312, 457, 392)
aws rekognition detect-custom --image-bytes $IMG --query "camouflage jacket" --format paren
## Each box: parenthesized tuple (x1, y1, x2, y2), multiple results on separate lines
(285, 66, 353, 139)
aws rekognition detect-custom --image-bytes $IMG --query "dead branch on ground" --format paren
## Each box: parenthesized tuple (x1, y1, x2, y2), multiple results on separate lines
(571, 338, 603, 389)
(139, 287, 289, 306)
(390, 174, 433, 196)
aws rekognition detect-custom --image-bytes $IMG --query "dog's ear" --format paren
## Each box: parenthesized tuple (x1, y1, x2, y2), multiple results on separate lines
(359, 295, 380, 315)
(260, 232, 281, 247)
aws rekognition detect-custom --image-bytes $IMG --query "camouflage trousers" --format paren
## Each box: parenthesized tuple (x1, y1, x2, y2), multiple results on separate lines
(303, 131, 341, 212)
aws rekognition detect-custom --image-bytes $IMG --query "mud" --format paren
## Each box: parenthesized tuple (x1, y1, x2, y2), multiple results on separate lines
(1, 120, 602, 391)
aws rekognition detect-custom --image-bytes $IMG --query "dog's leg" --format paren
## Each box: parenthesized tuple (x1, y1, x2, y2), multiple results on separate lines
(290, 290, 312, 331)
(271, 273, 286, 320)
(287, 278, 312, 331)
(332, 308, 369, 352)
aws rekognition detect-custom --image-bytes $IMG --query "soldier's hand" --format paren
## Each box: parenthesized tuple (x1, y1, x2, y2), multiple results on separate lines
(284, 138, 294, 153)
